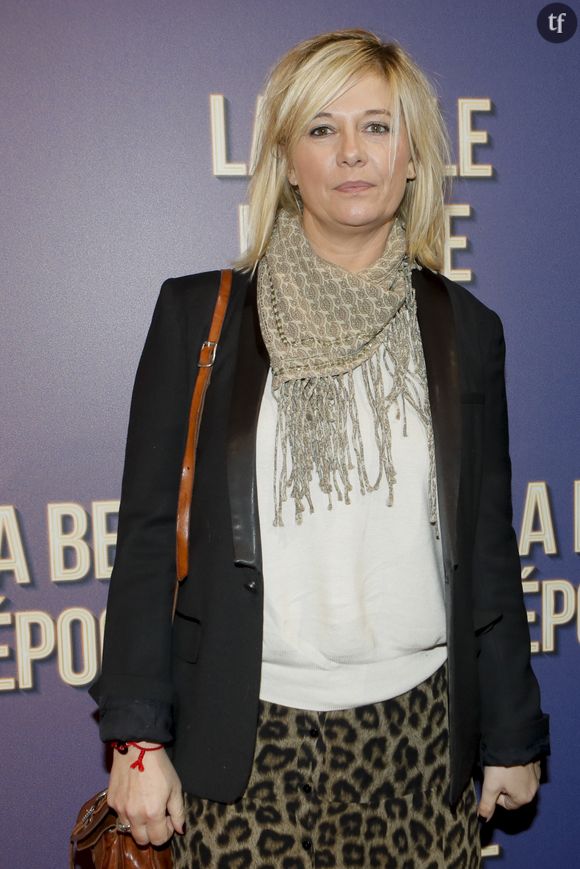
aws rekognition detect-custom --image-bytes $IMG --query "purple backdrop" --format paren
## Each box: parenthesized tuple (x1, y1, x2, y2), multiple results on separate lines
(1, 1, 579, 866)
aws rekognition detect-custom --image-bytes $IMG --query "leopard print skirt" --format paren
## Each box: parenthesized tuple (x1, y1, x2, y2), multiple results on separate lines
(172, 663, 480, 868)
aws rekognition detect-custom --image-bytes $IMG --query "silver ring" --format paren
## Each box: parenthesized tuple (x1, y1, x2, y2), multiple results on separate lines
(116, 821, 132, 833)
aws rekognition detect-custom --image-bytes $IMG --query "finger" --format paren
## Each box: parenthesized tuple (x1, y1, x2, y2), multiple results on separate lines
(115, 816, 131, 829)
(477, 801, 496, 822)
(167, 788, 186, 834)
(496, 792, 518, 811)
(478, 784, 500, 821)
(130, 822, 150, 846)
(147, 816, 172, 847)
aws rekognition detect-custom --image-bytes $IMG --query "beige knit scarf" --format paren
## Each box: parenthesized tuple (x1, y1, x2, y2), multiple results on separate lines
(257, 208, 438, 535)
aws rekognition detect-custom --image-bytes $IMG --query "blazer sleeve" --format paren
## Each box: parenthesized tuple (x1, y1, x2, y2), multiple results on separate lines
(89, 277, 198, 743)
(473, 310, 550, 766)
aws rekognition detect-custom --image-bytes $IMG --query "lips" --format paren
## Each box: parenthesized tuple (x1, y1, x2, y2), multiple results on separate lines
(334, 181, 374, 192)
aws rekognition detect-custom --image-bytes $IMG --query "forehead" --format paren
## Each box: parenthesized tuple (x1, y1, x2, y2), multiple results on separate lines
(319, 71, 393, 115)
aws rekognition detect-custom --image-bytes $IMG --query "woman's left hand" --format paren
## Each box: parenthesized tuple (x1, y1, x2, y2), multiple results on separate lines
(478, 761, 541, 821)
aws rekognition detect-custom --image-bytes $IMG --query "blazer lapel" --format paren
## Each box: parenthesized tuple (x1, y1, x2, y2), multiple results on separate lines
(225, 272, 269, 570)
(413, 267, 461, 576)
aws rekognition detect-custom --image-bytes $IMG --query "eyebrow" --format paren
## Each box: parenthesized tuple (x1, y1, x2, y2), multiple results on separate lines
(313, 109, 392, 119)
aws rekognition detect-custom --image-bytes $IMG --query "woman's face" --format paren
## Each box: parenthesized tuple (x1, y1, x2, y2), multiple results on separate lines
(287, 72, 415, 243)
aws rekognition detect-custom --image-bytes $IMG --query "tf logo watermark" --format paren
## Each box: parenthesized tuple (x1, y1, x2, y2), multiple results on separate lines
(537, 3, 577, 41)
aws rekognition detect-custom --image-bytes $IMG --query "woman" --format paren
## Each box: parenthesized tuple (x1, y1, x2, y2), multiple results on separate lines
(90, 29, 549, 868)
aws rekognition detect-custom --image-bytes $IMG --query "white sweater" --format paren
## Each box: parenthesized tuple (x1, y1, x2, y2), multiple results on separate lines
(256, 350, 447, 711)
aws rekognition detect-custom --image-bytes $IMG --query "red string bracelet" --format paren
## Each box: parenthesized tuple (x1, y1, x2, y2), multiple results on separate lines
(110, 741, 164, 772)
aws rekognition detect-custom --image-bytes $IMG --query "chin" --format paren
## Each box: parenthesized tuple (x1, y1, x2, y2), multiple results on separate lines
(336, 212, 388, 229)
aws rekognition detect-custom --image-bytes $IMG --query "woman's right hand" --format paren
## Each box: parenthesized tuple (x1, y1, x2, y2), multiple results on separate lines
(107, 742, 185, 846)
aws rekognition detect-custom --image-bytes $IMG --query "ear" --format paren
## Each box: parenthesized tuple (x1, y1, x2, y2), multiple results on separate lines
(287, 163, 297, 186)
(406, 158, 416, 181)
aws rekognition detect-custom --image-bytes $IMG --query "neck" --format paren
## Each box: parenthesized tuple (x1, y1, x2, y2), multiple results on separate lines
(301, 213, 395, 272)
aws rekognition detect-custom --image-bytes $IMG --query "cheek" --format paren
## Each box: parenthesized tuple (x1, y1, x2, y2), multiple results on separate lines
(294, 157, 325, 198)
(377, 152, 411, 198)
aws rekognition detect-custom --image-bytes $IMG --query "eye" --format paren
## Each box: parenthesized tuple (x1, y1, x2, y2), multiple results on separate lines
(365, 122, 390, 134)
(308, 125, 334, 137)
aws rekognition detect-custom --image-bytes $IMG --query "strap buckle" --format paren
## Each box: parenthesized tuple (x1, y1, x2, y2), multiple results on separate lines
(198, 341, 218, 367)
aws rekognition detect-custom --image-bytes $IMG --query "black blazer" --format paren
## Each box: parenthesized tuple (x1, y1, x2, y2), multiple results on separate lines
(91, 266, 549, 807)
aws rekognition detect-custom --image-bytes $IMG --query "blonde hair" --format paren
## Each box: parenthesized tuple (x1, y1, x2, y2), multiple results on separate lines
(236, 29, 451, 273)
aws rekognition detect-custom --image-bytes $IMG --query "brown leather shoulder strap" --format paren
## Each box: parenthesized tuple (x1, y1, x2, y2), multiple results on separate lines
(176, 269, 233, 581)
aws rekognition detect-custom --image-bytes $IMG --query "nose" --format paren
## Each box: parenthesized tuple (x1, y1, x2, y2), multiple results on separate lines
(336, 127, 367, 167)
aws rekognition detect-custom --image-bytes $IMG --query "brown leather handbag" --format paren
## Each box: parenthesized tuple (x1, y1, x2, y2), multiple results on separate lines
(70, 270, 233, 868)
(70, 789, 172, 868)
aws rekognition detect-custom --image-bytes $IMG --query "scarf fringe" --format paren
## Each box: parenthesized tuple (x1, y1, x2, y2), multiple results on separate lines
(271, 288, 440, 538)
